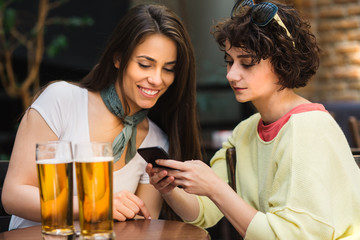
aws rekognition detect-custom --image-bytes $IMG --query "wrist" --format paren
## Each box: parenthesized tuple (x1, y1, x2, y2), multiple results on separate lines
(160, 188, 175, 198)
(207, 176, 231, 200)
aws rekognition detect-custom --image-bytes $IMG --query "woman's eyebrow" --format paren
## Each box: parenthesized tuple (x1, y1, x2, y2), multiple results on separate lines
(136, 55, 176, 65)
(136, 55, 155, 62)
(237, 54, 252, 59)
(224, 52, 251, 59)
(165, 60, 176, 65)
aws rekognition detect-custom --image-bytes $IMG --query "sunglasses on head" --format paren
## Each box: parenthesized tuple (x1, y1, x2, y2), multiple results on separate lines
(231, 0, 294, 45)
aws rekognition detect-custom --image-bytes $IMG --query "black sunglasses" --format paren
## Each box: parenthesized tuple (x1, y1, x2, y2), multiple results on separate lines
(231, 0, 293, 43)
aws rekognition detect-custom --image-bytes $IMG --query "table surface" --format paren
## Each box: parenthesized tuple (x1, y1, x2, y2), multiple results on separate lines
(0, 219, 210, 240)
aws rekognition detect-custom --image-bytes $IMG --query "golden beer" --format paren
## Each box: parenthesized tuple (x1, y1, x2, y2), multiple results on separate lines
(37, 159, 74, 236)
(75, 157, 114, 239)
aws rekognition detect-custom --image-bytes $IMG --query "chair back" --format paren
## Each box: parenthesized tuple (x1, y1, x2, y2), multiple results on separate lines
(226, 148, 237, 190)
(0, 160, 11, 232)
(354, 155, 360, 168)
(224, 147, 243, 239)
(348, 116, 360, 148)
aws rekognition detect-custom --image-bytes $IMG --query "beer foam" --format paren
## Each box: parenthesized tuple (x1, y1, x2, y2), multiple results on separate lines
(75, 156, 114, 163)
(36, 159, 72, 164)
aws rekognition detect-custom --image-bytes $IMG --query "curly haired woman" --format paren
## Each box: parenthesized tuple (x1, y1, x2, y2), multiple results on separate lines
(147, 0, 360, 239)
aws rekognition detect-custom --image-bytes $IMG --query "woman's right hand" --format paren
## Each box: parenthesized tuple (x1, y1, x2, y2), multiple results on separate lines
(145, 163, 176, 196)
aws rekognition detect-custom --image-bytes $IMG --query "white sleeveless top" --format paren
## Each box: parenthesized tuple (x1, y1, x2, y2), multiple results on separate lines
(9, 81, 168, 230)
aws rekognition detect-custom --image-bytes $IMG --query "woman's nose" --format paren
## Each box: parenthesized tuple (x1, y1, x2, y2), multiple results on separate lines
(226, 65, 241, 83)
(147, 70, 162, 85)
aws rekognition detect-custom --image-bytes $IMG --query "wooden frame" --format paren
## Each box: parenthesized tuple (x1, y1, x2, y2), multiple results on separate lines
(349, 116, 360, 148)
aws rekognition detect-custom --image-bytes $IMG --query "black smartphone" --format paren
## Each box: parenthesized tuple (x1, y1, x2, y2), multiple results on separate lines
(137, 146, 171, 168)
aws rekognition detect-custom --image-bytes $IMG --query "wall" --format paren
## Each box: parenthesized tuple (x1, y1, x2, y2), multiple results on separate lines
(296, 0, 360, 102)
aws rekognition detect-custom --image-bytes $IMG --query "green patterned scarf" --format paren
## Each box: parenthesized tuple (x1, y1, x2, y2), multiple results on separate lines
(100, 83, 149, 163)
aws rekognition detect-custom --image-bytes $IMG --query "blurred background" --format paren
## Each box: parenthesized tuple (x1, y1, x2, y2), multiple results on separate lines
(1, 0, 360, 162)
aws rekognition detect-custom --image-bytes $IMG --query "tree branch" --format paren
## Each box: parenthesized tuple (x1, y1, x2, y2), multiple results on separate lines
(21, 0, 48, 97)
(48, 0, 71, 11)
(9, 27, 27, 46)
(4, 48, 16, 93)
(0, 61, 10, 94)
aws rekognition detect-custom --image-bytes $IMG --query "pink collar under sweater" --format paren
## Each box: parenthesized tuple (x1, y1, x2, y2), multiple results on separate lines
(257, 103, 328, 142)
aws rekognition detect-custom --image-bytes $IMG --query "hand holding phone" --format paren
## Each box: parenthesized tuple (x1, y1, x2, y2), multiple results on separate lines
(138, 146, 183, 188)
(137, 146, 171, 169)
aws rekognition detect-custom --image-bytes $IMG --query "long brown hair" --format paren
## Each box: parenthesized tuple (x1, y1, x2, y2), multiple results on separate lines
(79, 4, 203, 219)
(80, 3, 202, 161)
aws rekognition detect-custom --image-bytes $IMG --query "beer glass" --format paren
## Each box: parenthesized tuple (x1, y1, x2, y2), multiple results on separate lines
(74, 142, 114, 240)
(36, 141, 75, 238)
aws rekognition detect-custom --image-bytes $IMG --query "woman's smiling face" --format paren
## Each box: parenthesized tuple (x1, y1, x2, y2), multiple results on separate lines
(115, 33, 177, 115)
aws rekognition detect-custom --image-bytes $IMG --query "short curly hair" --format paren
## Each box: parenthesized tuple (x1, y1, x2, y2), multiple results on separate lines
(212, 0, 320, 89)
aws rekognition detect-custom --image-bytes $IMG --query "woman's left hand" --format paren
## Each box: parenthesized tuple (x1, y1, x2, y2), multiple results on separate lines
(113, 190, 151, 221)
(146, 163, 177, 196)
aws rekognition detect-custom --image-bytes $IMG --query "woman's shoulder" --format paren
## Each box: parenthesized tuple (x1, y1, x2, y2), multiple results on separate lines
(233, 112, 261, 132)
(43, 81, 85, 96)
(289, 110, 337, 130)
(31, 81, 88, 127)
(283, 110, 347, 145)
(32, 81, 87, 106)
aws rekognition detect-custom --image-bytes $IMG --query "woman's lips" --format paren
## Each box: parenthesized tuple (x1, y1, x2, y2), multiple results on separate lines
(139, 86, 160, 96)
(233, 86, 247, 91)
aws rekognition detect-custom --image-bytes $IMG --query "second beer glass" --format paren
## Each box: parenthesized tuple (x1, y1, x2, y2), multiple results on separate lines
(74, 142, 114, 240)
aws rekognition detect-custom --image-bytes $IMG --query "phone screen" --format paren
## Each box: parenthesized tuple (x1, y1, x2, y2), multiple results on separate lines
(137, 146, 170, 168)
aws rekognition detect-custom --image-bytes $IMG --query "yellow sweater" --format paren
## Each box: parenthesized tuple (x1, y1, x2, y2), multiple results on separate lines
(191, 111, 360, 239)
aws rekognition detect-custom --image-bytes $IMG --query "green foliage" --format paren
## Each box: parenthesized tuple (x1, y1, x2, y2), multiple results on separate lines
(3, 8, 16, 34)
(51, 16, 94, 27)
(45, 15, 94, 57)
(0, 0, 95, 109)
(46, 34, 68, 58)
(66, 16, 94, 27)
(0, 154, 10, 160)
